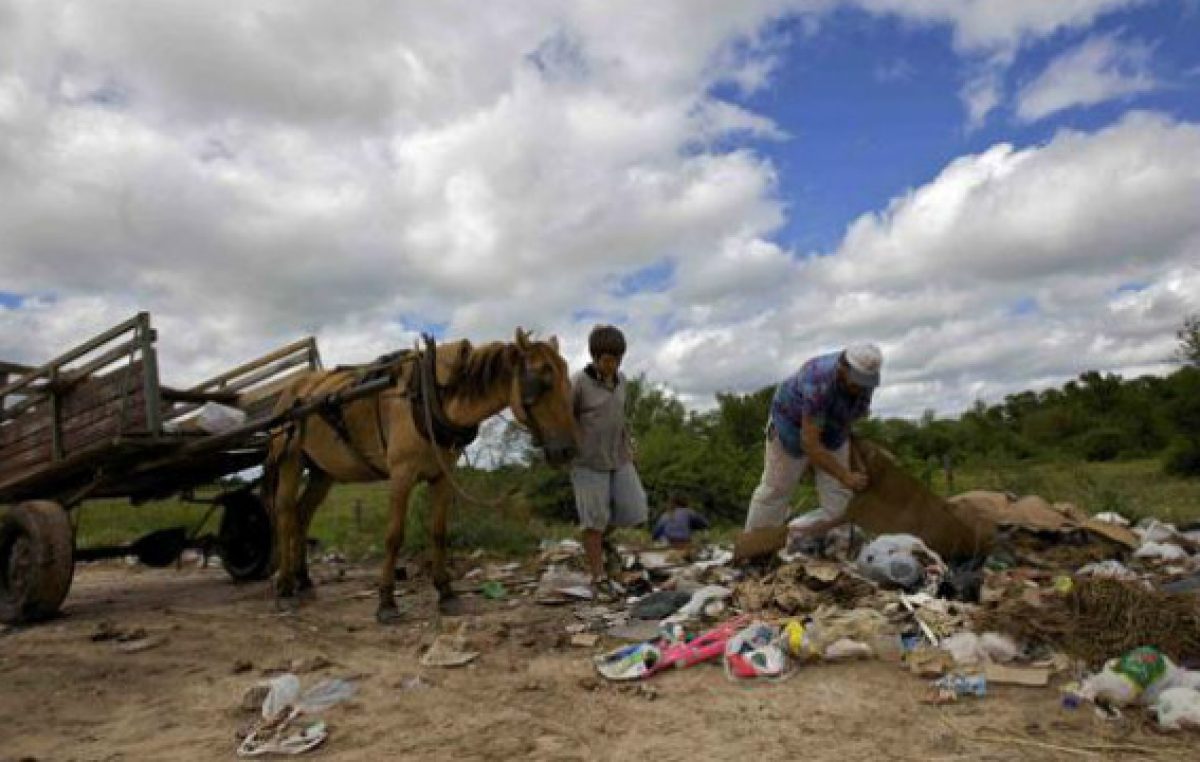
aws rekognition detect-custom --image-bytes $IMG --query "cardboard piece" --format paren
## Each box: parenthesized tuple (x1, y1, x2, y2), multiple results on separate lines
(846, 442, 993, 559)
(983, 663, 1051, 687)
(733, 526, 788, 562)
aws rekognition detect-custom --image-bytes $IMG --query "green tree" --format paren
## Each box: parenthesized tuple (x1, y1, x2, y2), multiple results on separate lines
(1177, 314, 1200, 366)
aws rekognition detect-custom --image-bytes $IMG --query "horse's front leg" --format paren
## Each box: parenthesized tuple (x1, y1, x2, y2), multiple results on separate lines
(377, 466, 416, 624)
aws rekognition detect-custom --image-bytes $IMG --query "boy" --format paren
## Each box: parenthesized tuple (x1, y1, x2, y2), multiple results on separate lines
(571, 324, 647, 599)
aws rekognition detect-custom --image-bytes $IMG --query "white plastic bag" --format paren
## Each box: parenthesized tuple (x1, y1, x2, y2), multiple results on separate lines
(1134, 542, 1189, 561)
(979, 632, 1019, 663)
(197, 402, 247, 434)
(823, 639, 873, 661)
(939, 633, 987, 666)
(856, 535, 932, 589)
(1135, 519, 1181, 545)
(662, 585, 730, 624)
(1156, 687, 1200, 730)
(1078, 668, 1141, 707)
(297, 679, 356, 714)
(260, 674, 301, 720)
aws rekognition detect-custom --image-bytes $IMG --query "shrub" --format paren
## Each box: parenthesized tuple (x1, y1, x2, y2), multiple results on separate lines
(1164, 438, 1200, 478)
(1080, 427, 1124, 462)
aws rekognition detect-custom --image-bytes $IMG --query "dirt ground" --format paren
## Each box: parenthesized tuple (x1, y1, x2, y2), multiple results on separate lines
(1, 561, 1194, 762)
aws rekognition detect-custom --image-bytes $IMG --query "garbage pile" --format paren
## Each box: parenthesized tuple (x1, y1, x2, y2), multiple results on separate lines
(522, 448, 1200, 734)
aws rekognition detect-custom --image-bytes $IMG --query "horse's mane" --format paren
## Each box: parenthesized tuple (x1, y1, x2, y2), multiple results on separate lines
(450, 341, 513, 400)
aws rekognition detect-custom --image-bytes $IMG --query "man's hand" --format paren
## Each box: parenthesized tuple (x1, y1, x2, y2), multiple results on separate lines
(843, 471, 869, 492)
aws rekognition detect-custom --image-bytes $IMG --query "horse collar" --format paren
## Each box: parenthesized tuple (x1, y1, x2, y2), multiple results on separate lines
(410, 336, 480, 450)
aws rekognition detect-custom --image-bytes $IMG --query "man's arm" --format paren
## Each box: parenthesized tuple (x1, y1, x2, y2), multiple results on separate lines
(801, 413, 867, 491)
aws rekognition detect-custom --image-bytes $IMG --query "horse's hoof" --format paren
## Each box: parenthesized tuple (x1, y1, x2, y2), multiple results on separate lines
(376, 606, 404, 625)
(275, 596, 300, 615)
(298, 586, 318, 602)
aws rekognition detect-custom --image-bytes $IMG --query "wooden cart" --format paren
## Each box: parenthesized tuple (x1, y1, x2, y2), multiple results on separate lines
(0, 313, 323, 624)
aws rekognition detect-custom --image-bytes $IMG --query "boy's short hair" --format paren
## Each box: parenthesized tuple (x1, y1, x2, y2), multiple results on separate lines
(588, 324, 626, 359)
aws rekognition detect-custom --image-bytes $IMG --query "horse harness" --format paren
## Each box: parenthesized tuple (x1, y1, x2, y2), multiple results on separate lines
(307, 335, 554, 478)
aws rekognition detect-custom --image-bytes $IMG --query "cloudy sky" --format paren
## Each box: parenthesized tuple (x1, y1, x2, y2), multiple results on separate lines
(2, 0, 1199, 419)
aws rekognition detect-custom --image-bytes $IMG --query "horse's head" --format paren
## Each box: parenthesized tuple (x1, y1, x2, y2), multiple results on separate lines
(509, 328, 578, 466)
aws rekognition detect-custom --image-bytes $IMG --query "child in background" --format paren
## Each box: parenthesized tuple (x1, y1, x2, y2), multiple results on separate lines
(652, 495, 710, 549)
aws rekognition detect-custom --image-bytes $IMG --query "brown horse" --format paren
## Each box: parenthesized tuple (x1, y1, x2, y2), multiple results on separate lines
(263, 329, 577, 622)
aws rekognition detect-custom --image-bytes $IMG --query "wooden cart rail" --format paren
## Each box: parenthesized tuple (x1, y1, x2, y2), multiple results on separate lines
(0, 313, 161, 486)
(0, 313, 322, 505)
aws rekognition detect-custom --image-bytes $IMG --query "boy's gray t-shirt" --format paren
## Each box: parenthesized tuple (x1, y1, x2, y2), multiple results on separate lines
(571, 367, 632, 471)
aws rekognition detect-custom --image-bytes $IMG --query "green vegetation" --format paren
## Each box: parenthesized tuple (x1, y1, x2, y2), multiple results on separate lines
(74, 476, 547, 561)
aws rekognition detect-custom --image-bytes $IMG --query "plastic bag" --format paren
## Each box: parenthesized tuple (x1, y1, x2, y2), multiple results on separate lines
(1079, 669, 1140, 707)
(1156, 687, 1200, 730)
(939, 633, 987, 666)
(979, 632, 1019, 663)
(856, 535, 928, 589)
(260, 674, 301, 720)
(662, 585, 730, 624)
(594, 642, 662, 681)
(1134, 542, 1189, 561)
(1078, 647, 1179, 707)
(855, 535, 948, 595)
(725, 621, 788, 680)
(823, 639, 873, 661)
(196, 402, 247, 434)
(296, 679, 356, 714)
(1135, 519, 1181, 545)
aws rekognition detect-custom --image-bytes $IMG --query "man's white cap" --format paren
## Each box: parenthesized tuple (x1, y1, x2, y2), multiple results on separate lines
(844, 343, 882, 388)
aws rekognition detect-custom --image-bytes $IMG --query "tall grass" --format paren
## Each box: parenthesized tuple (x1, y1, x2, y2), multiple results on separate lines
(70, 478, 548, 560)
(29, 457, 1200, 563)
(930, 458, 1200, 524)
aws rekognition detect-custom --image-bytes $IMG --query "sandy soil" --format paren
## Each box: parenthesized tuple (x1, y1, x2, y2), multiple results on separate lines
(0, 561, 1193, 762)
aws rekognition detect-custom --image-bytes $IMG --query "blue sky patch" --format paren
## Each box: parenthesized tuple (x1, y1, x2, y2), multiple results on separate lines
(1010, 297, 1039, 316)
(400, 316, 447, 339)
(611, 259, 674, 297)
(715, 2, 1200, 256)
(0, 292, 25, 309)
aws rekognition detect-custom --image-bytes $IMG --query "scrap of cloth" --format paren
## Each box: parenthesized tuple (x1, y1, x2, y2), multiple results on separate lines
(771, 351, 872, 457)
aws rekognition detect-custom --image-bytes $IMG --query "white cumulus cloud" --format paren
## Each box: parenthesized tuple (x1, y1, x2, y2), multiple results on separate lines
(1017, 32, 1160, 122)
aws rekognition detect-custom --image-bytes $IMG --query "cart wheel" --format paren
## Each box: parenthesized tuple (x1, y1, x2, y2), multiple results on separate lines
(0, 501, 75, 625)
(218, 491, 273, 582)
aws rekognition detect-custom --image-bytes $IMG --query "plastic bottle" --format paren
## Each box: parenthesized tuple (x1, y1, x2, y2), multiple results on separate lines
(935, 674, 987, 698)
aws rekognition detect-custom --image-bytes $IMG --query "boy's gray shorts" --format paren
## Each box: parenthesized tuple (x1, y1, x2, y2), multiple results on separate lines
(570, 462, 648, 531)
